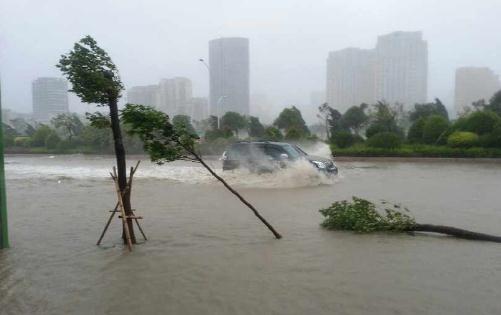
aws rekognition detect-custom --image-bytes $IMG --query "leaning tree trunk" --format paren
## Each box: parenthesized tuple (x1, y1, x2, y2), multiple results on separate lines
(407, 224, 501, 243)
(182, 144, 282, 239)
(108, 94, 136, 244)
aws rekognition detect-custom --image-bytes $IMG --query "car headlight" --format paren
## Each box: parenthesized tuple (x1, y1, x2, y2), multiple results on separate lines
(311, 160, 326, 169)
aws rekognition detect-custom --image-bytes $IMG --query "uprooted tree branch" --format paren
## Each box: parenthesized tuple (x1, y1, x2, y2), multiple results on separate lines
(121, 104, 282, 239)
(320, 197, 501, 243)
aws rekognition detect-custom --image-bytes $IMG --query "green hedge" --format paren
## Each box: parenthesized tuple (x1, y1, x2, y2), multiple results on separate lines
(447, 131, 478, 148)
(331, 143, 501, 158)
(366, 132, 402, 149)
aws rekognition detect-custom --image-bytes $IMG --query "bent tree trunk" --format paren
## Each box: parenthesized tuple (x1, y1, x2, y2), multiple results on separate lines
(185, 146, 282, 239)
(109, 95, 136, 244)
(407, 224, 501, 243)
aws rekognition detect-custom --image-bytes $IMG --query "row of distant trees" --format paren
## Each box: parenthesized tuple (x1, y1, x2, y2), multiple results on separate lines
(2, 113, 143, 153)
(5, 89, 501, 153)
(325, 90, 501, 149)
(1, 104, 316, 154)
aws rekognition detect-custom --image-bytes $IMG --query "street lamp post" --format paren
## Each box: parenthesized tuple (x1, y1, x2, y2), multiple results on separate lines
(199, 58, 226, 129)
(216, 95, 227, 129)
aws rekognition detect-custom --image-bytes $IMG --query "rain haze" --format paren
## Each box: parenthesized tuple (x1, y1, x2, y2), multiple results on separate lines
(4, 2, 501, 314)
(1, 0, 501, 122)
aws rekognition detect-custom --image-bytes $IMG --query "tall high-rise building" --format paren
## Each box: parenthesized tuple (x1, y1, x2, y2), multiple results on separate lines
(127, 85, 158, 107)
(209, 37, 250, 116)
(374, 31, 428, 108)
(454, 67, 500, 114)
(326, 48, 374, 113)
(156, 77, 193, 117)
(32, 77, 69, 122)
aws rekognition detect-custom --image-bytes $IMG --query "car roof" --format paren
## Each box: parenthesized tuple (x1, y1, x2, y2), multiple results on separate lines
(231, 141, 290, 146)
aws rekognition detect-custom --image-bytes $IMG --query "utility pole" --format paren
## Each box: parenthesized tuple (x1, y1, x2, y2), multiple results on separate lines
(0, 77, 8, 249)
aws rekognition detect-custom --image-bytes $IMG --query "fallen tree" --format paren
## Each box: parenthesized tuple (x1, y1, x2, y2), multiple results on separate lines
(121, 104, 282, 239)
(320, 197, 501, 243)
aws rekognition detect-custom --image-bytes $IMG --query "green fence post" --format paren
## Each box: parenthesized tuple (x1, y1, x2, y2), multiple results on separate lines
(0, 79, 9, 249)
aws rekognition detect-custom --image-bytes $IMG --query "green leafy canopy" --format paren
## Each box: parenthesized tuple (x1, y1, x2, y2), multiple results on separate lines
(120, 104, 199, 164)
(57, 35, 123, 105)
(319, 197, 415, 233)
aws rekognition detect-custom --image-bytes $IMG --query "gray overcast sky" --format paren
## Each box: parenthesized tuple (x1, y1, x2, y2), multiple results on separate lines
(1, 0, 500, 122)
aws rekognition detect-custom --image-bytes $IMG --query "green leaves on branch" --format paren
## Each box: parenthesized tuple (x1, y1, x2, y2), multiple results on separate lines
(120, 104, 199, 164)
(85, 112, 111, 129)
(319, 197, 415, 233)
(57, 35, 123, 104)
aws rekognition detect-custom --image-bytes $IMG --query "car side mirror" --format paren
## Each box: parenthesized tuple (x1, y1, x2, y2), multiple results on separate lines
(280, 153, 289, 160)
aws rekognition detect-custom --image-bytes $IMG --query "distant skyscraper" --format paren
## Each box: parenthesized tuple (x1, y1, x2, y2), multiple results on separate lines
(127, 85, 158, 107)
(32, 77, 69, 122)
(209, 37, 250, 116)
(454, 67, 500, 114)
(374, 31, 428, 108)
(156, 77, 193, 117)
(326, 48, 374, 113)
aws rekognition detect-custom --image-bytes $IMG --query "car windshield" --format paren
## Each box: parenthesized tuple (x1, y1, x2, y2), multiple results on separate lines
(293, 145, 308, 156)
(281, 144, 301, 159)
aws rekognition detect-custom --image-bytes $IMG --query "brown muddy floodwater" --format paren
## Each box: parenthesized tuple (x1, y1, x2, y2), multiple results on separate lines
(1, 154, 501, 314)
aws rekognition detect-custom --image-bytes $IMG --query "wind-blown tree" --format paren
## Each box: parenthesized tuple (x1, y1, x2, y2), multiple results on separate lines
(80, 124, 112, 152)
(51, 113, 84, 142)
(409, 98, 449, 122)
(340, 103, 368, 135)
(31, 125, 53, 147)
(248, 116, 265, 138)
(274, 106, 310, 137)
(57, 36, 137, 243)
(2, 123, 18, 147)
(365, 101, 403, 138)
(121, 104, 282, 239)
(10, 118, 35, 136)
(317, 103, 342, 139)
(172, 115, 197, 136)
(220, 111, 247, 137)
(263, 126, 283, 141)
(486, 90, 501, 116)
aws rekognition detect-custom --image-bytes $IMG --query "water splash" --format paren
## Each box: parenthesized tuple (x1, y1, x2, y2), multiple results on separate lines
(5, 155, 336, 189)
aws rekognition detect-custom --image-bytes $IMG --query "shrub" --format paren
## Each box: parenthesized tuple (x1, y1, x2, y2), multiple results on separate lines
(407, 118, 425, 143)
(447, 131, 478, 148)
(31, 125, 53, 147)
(367, 132, 402, 149)
(463, 111, 500, 135)
(477, 121, 501, 148)
(45, 132, 61, 149)
(205, 128, 233, 141)
(56, 139, 74, 151)
(3, 135, 15, 147)
(14, 136, 32, 147)
(331, 130, 355, 148)
(365, 123, 387, 138)
(285, 127, 303, 140)
(422, 115, 449, 144)
(197, 137, 237, 155)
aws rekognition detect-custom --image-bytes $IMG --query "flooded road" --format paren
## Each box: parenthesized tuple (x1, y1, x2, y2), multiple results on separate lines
(1, 154, 501, 314)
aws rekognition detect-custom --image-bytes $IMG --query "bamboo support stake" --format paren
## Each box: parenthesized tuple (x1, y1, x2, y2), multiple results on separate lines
(96, 202, 119, 245)
(113, 167, 133, 251)
(96, 161, 147, 247)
